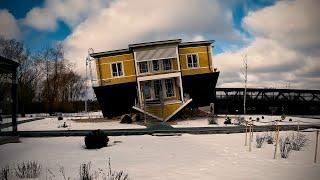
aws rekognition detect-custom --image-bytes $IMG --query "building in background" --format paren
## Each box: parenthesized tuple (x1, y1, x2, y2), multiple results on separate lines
(90, 39, 219, 121)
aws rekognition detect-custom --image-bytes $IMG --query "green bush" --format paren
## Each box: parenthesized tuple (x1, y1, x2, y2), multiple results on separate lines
(85, 130, 109, 149)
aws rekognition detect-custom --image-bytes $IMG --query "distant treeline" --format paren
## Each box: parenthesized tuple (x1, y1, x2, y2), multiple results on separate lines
(0, 37, 100, 116)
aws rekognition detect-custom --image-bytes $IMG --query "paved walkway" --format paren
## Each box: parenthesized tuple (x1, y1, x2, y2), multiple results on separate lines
(0, 124, 319, 137)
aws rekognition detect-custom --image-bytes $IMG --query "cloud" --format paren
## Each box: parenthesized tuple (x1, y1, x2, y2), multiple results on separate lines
(64, 0, 243, 74)
(0, 9, 21, 39)
(23, 0, 109, 31)
(215, 0, 320, 89)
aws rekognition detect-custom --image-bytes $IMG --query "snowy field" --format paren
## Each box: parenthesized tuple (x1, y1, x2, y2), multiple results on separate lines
(173, 115, 320, 128)
(17, 117, 145, 131)
(2, 113, 320, 131)
(0, 131, 319, 179)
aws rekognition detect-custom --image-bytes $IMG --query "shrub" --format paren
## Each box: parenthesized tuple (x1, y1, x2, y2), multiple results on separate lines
(290, 133, 309, 151)
(80, 163, 93, 180)
(107, 158, 129, 180)
(264, 133, 274, 144)
(281, 114, 286, 120)
(289, 118, 292, 122)
(224, 116, 231, 125)
(261, 116, 264, 119)
(0, 166, 10, 180)
(256, 134, 264, 148)
(85, 129, 109, 149)
(256, 117, 260, 122)
(58, 116, 63, 120)
(15, 161, 41, 179)
(279, 136, 292, 158)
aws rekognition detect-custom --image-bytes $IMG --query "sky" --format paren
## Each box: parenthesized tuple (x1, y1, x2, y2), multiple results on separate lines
(0, 0, 319, 90)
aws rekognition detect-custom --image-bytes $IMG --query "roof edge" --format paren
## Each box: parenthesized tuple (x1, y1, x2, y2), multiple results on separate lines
(129, 39, 182, 48)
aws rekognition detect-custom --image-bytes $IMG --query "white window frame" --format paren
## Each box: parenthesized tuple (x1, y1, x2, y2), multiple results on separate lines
(152, 60, 160, 72)
(110, 62, 124, 78)
(163, 59, 172, 71)
(139, 61, 149, 74)
(186, 53, 199, 69)
(164, 78, 175, 98)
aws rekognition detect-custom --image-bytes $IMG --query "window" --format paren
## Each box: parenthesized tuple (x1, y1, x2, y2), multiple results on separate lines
(164, 79, 175, 97)
(187, 54, 199, 68)
(111, 62, 123, 77)
(154, 80, 162, 99)
(143, 81, 152, 100)
(152, 60, 160, 71)
(139, 61, 148, 73)
(163, 59, 172, 70)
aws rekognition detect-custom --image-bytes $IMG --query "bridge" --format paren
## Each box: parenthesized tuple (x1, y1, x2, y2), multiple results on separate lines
(214, 88, 320, 115)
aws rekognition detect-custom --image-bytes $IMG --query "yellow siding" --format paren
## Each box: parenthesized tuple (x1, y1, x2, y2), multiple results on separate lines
(95, 53, 136, 85)
(146, 102, 182, 119)
(179, 46, 213, 76)
(172, 58, 179, 71)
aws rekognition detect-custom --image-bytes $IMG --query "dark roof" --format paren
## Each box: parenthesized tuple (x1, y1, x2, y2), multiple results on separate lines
(0, 55, 19, 74)
(90, 39, 214, 58)
(179, 40, 214, 47)
(128, 39, 182, 48)
(90, 48, 131, 58)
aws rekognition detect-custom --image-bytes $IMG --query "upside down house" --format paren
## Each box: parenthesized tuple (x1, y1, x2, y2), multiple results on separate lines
(90, 39, 219, 121)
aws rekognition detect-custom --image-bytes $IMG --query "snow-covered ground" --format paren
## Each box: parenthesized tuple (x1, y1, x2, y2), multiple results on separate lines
(173, 115, 320, 128)
(17, 117, 145, 131)
(0, 132, 319, 180)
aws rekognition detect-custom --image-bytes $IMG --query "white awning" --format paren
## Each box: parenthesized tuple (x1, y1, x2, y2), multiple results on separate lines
(135, 46, 177, 62)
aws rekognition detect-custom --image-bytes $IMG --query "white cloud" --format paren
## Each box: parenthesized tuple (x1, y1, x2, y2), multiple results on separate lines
(215, 0, 320, 89)
(64, 0, 243, 74)
(23, 0, 109, 31)
(0, 9, 21, 39)
(243, 0, 320, 52)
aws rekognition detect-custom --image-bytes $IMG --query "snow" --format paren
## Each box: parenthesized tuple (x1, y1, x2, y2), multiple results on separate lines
(0, 131, 319, 179)
(17, 117, 145, 131)
(173, 115, 320, 128)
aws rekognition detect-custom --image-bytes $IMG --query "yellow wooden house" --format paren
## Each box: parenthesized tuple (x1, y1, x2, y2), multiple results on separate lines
(91, 39, 219, 121)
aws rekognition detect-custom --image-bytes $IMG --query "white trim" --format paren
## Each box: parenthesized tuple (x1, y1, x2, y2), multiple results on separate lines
(164, 99, 193, 121)
(136, 56, 176, 62)
(176, 47, 181, 71)
(137, 72, 180, 81)
(132, 106, 163, 121)
(110, 61, 125, 78)
(179, 52, 207, 56)
(178, 75, 184, 102)
(101, 74, 136, 80)
(185, 53, 200, 69)
(163, 78, 176, 98)
(181, 66, 209, 71)
(137, 81, 143, 106)
(209, 45, 214, 72)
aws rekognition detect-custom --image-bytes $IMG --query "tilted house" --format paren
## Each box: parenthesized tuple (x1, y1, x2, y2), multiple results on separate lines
(91, 39, 219, 121)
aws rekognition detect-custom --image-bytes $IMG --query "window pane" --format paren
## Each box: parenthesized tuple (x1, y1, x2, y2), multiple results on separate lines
(112, 63, 118, 76)
(139, 62, 148, 73)
(165, 79, 174, 97)
(187, 55, 193, 68)
(117, 63, 123, 76)
(143, 81, 151, 100)
(152, 60, 159, 71)
(192, 54, 198, 67)
(163, 59, 172, 70)
(154, 80, 162, 99)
